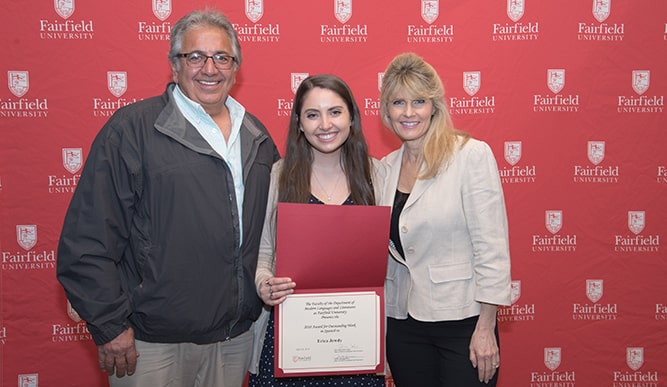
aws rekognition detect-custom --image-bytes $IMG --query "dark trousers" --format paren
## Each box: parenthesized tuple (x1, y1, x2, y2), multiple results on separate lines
(386, 315, 499, 387)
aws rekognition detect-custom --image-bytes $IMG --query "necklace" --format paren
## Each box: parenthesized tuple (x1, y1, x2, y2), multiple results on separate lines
(312, 169, 343, 202)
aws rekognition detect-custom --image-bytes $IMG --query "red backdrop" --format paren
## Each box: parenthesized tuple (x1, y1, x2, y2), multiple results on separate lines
(1, 1, 666, 386)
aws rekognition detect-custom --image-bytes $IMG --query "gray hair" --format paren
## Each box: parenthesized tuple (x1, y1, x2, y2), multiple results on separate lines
(169, 9, 242, 70)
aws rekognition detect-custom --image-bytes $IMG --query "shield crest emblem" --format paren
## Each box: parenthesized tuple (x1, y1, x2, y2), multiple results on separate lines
(632, 70, 650, 95)
(547, 69, 565, 94)
(55, 0, 75, 19)
(17, 225, 37, 251)
(544, 348, 561, 371)
(626, 347, 644, 371)
(510, 280, 521, 304)
(545, 210, 562, 234)
(291, 73, 309, 94)
(18, 375, 38, 387)
(463, 71, 480, 97)
(153, 0, 171, 21)
(592, 0, 611, 23)
(587, 141, 605, 165)
(628, 211, 645, 235)
(507, 0, 525, 22)
(62, 148, 83, 174)
(586, 279, 603, 303)
(8, 71, 29, 98)
(335, 0, 352, 24)
(504, 141, 522, 166)
(108, 71, 127, 98)
(246, 0, 263, 23)
(421, 0, 439, 24)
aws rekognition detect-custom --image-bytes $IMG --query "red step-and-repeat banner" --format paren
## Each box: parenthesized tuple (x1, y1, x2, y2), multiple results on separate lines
(1, 1, 666, 386)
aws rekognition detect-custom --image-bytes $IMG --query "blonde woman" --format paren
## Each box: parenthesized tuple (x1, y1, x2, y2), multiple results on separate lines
(379, 53, 511, 386)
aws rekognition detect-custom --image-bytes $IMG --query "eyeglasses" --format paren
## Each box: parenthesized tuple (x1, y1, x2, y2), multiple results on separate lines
(176, 51, 236, 70)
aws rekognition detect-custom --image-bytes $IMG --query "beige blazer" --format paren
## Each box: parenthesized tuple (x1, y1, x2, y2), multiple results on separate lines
(379, 138, 511, 322)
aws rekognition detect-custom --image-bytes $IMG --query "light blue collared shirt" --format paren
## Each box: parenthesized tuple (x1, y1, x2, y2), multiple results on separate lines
(172, 85, 246, 244)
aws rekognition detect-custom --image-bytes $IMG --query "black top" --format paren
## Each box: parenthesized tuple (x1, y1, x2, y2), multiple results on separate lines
(390, 190, 410, 259)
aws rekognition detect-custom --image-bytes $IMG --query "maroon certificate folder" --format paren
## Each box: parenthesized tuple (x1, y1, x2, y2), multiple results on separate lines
(273, 202, 391, 377)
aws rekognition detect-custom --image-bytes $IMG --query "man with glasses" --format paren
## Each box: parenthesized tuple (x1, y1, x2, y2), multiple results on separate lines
(57, 9, 279, 387)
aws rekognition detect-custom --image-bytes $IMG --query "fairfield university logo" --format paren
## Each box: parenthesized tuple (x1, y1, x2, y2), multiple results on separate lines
(277, 73, 308, 117)
(586, 279, 603, 303)
(422, 0, 439, 24)
(507, 0, 524, 22)
(335, 0, 352, 24)
(234, 0, 281, 44)
(592, 0, 610, 23)
(39, 0, 94, 40)
(55, 0, 75, 19)
(138, 0, 172, 41)
(627, 348, 643, 371)
(108, 71, 127, 98)
(52, 302, 92, 343)
(529, 347, 576, 385)
(464, 71, 480, 96)
(545, 210, 562, 234)
(587, 140, 604, 165)
(2, 224, 56, 271)
(246, 0, 263, 22)
(615, 210, 660, 253)
(505, 141, 521, 166)
(17, 225, 37, 251)
(18, 374, 38, 387)
(532, 210, 577, 252)
(2, 71, 49, 118)
(94, 71, 138, 118)
(492, 0, 539, 41)
(62, 148, 82, 174)
(153, 0, 171, 21)
(618, 70, 664, 113)
(544, 347, 560, 371)
(406, 0, 454, 43)
(578, 0, 624, 41)
(499, 141, 536, 184)
(547, 69, 564, 94)
(8, 71, 28, 97)
(573, 140, 620, 183)
(573, 279, 619, 320)
(49, 148, 82, 194)
(320, 0, 368, 43)
(533, 68, 580, 112)
(449, 71, 495, 115)
(498, 280, 536, 322)
(612, 347, 660, 385)
(632, 70, 650, 95)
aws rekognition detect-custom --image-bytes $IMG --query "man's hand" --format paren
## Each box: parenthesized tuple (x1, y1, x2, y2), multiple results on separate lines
(97, 327, 139, 378)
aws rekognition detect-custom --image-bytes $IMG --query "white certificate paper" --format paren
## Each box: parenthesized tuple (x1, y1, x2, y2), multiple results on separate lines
(277, 292, 381, 375)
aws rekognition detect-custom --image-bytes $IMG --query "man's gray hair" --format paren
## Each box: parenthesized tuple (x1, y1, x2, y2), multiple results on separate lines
(169, 9, 242, 70)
